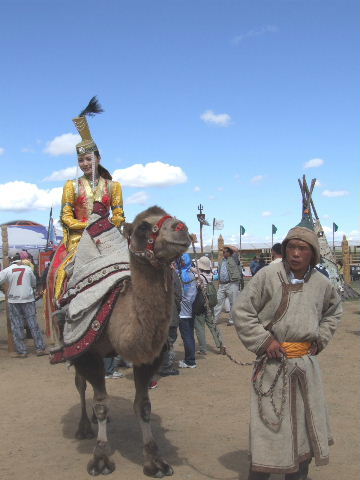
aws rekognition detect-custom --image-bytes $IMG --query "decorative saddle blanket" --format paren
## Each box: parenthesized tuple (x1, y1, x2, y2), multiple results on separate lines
(50, 202, 131, 364)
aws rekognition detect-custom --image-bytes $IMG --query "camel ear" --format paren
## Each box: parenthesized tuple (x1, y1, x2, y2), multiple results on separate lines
(121, 222, 133, 240)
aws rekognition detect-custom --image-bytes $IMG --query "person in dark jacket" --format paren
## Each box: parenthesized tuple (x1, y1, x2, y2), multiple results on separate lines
(158, 265, 182, 376)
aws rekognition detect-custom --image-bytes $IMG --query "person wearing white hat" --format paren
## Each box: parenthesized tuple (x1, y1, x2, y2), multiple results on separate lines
(194, 256, 225, 355)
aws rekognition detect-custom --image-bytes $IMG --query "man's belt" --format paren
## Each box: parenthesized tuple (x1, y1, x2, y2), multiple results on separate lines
(219, 280, 231, 284)
(281, 342, 311, 358)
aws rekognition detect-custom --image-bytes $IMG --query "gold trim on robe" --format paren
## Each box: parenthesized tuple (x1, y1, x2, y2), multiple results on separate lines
(54, 176, 125, 299)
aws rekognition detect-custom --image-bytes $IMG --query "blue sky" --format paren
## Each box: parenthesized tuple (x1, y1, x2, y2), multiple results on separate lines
(0, 0, 358, 246)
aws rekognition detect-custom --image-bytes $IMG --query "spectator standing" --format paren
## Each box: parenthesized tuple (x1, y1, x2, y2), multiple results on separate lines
(177, 253, 197, 368)
(214, 246, 242, 326)
(250, 256, 259, 276)
(270, 243, 282, 264)
(194, 256, 225, 355)
(158, 264, 182, 376)
(0, 255, 47, 358)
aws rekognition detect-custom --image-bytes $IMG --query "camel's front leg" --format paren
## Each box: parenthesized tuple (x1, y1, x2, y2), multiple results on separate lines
(74, 352, 115, 476)
(133, 354, 173, 478)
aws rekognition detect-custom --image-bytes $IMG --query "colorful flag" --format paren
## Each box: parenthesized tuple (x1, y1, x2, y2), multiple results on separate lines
(333, 222, 338, 232)
(272, 224, 278, 234)
(240, 225, 245, 235)
(213, 219, 224, 230)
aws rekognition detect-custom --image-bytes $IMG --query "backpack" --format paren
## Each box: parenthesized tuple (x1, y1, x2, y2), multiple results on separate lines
(192, 275, 218, 316)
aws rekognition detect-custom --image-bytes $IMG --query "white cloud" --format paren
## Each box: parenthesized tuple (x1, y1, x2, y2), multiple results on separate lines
(112, 161, 187, 187)
(209, 195, 216, 200)
(21, 147, 35, 153)
(44, 133, 81, 156)
(304, 158, 324, 168)
(0, 181, 62, 211)
(322, 190, 349, 197)
(43, 166, 77, 181)
(261, 211, 272, 217)
(251, 175, 265, 183)
(322, 225, 332, 233)
(200, 110, 232, 127)
(0, 147, 5, 155)
(233, 25, 278, 44)
(217, 186, 224, 191)
(194, 186, 201, 192)
(322, 214, 330, 219)
(126, 191, 149, 205)
(315, 180, 321, 187)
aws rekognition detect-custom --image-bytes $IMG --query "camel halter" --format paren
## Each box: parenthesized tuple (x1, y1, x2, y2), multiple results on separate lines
(128, 215, 186, 262)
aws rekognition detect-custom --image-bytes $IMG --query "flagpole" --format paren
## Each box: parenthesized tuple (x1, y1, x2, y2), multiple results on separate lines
(332, 223, 335, 253)
(46, 206, 52, 250)
(211, 218, 215, 265)
(239, 225, 242, 255)
(272, 229, 273, 248)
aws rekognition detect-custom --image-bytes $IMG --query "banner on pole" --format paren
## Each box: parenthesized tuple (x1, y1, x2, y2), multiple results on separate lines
(333, 222, 338, 232)
(240, 225, 245, 235)
(213, 219, 224, 230)
(272, 224, 278, 234)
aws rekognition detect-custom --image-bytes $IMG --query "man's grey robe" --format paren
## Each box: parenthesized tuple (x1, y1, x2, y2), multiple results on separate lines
(233, 261, 342, 474)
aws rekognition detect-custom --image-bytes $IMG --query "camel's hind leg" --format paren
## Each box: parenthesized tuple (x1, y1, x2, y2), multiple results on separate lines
(74, 370, 95, 440)
(133, 352, 173, 478)
(74, 352, 115, 476)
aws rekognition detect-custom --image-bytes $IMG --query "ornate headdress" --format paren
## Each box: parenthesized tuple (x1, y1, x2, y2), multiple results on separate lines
(72, 96, 103, 156)
(72, 97, 112, 181)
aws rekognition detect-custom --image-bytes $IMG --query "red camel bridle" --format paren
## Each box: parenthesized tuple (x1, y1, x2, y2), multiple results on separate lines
(128, 215, 186, 264)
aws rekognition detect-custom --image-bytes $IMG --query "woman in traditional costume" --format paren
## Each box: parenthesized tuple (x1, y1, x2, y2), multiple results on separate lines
(45, 98, 125, 339)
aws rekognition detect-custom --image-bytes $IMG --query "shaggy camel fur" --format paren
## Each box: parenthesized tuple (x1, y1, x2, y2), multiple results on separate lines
(72, 206, 191, 477)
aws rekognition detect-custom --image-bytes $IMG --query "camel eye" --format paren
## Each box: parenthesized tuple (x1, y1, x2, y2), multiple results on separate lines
(139, 221, 150, 232)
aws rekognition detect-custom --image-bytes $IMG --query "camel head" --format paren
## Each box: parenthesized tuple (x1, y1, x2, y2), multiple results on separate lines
(122, 206, 191, 266)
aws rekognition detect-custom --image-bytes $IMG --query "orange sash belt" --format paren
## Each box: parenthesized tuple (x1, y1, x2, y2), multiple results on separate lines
(281, 342, 311, 358)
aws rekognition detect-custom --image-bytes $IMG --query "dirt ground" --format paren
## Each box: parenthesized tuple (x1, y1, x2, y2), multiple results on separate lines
(0, 300, 358, 480)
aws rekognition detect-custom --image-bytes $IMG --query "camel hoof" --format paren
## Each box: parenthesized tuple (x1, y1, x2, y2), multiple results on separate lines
(143, 462, 173, 478)
(101, 461, 115, 475)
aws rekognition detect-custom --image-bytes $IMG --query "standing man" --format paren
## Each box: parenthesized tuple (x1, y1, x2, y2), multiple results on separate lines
(270, 243, 282, 264)
(214, 246, 243, 326)
(0, 255, 47, 358)
(233, 224, 342, 480)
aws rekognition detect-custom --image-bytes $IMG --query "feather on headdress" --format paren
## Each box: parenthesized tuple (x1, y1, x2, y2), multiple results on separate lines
(73, 96, 103, 155)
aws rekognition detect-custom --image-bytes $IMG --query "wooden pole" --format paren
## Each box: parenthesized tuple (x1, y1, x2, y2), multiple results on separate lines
(342, 235, 351, 284)
(1, 226, 15, 353)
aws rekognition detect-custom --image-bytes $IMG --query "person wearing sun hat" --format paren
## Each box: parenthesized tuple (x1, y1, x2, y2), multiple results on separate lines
(194, 256, 225, 355)
(233, 219, 342, 480)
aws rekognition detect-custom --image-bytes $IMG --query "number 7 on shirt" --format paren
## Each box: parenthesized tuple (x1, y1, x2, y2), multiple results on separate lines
(13, 268, 25, 285)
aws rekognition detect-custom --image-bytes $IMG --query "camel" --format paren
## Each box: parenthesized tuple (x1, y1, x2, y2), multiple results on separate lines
(70, 206, 191, 477)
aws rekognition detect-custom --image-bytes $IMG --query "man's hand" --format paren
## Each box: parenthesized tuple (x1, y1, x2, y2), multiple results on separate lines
(266, 339, 287, 359)
(309, 343, 318, 355)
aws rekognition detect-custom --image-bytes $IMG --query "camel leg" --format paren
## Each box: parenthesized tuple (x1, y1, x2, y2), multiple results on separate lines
(74, 352, 115, 476)
(74, 370, 95, 440)
(133, 352, 173, 478)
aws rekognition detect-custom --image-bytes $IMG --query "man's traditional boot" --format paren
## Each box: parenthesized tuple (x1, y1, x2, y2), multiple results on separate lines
(285, 460, 310, 480)
(248, 469, 270, 480)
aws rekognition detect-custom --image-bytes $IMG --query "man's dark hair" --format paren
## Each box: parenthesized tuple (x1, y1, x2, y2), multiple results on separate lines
(224, 247, 233, 255)
(271, 243, 282, 255)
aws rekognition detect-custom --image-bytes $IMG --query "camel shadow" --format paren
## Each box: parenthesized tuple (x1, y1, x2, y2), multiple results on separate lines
(61, 394, 183, 468)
